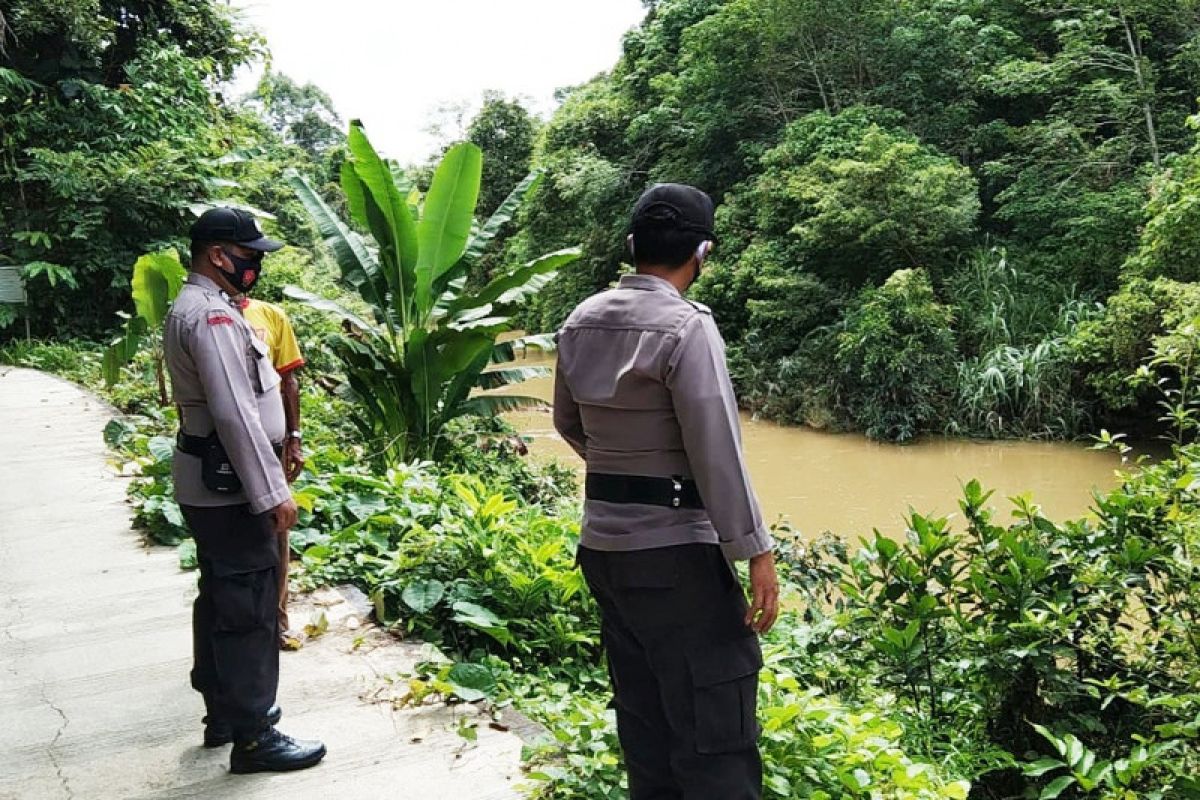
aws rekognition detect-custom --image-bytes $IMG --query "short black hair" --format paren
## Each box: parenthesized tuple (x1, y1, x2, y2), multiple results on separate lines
(630, 223, 706, 269)
(189, 239, 210, 263)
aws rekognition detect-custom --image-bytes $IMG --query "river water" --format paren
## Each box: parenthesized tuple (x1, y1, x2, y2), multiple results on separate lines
(494, 368, 1125, 539)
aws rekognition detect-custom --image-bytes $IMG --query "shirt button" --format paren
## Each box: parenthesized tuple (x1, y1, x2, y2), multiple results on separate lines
(672, 497, 681, 508)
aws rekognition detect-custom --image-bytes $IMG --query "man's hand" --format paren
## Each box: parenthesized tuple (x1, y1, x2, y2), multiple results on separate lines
(284, 439, 304, 483)
(272, 497, 298, 535)
(745, 550, 780, 634)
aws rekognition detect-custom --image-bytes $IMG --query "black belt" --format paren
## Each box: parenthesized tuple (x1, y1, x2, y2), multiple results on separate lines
(178, 432, 282, 460)
(585, 473, 705, 510)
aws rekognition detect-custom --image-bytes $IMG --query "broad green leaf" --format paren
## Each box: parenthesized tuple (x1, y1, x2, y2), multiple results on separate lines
(417, 142, 483, 311)
(177, 539, 198, 571)
(449, 247, 579, 316)
(1040, 776, 1075, 799)
(451, 600, 504, 627)
(475, 366, 552, 389)
(148, 436, 175, 463)
(1023, 759, 1066, 777)
(347, 121, 419, 329)
(461, 170, 543, 266)
(460, 394, 550, 416)
(286, 170, 388, 317)
(401, 579, 445, 613)
(131, 250, 185, 328)
(447, 662, 497, 702)
(103, 418, 135, 448)
(282, 286, 377, 333)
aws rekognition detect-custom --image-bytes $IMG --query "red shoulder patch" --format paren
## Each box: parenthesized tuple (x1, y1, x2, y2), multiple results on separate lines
(207, 310, 235, 326)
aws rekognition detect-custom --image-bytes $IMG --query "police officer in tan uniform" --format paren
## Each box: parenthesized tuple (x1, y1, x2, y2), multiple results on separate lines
(165, 207, 325, 773)
(554, 184, 780, 799)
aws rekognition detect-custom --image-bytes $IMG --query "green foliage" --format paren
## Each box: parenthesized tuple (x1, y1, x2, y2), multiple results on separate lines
(101, 249, 186, 402)
(467, 92, 539, 219)
(0, 8, 256, 336)
(722, 108, 979, 288)
(835, 269, 958, 441)
(1069, 276, 1200, 421)
(776, 433, 1200, 797)
(245, 71, 343, 162)
(1126, 115, 1200, 283)
(288, 122, 579, 463)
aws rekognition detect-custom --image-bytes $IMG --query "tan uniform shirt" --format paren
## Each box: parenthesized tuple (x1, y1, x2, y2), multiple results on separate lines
(554, 273, 773, 561)
(165, 273, 290, 514)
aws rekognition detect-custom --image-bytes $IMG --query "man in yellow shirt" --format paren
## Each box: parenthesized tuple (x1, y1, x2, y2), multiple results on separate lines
(238, 294, 305, 648)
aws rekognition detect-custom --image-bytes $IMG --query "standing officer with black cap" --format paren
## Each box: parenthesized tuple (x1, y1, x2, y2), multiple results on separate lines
(165, 207, 326, 773)
(554, 184, 780, 799)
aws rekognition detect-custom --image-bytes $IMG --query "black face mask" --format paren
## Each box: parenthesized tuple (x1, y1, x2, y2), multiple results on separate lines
(220, 247, 263, 293)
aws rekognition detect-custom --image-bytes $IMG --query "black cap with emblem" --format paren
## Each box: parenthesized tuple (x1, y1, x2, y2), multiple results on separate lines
(189, 207, 284, 252)
(630, 183, 718, 245)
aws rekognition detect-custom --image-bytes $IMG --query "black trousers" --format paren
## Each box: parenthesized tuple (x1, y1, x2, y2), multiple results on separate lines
(180, 503, 280, 738)
(578, 544, 763, 800)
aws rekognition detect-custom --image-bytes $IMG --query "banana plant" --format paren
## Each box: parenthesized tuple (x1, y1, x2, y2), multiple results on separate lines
(102, 249, 187, 406)
(286, 121, 579, 464)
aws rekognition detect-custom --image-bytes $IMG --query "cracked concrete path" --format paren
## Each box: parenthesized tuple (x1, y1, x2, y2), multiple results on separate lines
(0, 367, 526, 799)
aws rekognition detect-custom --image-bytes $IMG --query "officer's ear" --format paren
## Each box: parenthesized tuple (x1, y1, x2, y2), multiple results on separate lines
(207, 243, 231, 270)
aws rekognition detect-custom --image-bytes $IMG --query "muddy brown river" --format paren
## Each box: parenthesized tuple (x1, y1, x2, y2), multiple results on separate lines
(494, 369, 1126, 539)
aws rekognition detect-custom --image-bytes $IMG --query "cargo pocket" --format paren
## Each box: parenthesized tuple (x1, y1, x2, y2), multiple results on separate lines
(688, 635, 762, 754)
(210, 563, 276, 634)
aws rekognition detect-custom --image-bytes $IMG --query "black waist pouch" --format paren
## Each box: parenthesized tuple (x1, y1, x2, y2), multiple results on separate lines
(178, 432, 242, 494)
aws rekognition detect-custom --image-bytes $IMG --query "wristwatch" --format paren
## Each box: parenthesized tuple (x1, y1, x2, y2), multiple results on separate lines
(288, 430, 302, 440)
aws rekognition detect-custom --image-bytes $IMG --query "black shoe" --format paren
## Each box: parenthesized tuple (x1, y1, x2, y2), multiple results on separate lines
(230, 727, 326, 774)
(203, 705, 282, 748)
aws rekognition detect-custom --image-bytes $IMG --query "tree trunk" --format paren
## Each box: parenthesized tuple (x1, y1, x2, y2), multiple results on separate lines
(1121, 8, 1161, 169)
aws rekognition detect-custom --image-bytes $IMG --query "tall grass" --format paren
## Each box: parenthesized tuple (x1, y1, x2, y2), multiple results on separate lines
(946, 249, 1098, 438)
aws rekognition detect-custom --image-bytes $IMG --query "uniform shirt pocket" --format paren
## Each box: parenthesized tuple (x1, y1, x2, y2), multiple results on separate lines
(247, 334, 281, 394)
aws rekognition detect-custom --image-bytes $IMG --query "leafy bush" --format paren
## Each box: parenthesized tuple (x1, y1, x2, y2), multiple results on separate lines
(1068, 276, 1200, 421)
(288, 124, 579, 463)
(775, 454, 1200, 798)
(835, 269, 958, 441)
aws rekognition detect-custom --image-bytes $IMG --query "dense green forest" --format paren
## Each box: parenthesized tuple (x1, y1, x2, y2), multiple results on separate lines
(506, 0, 1200, 442)
(3, 1, 1200, 798)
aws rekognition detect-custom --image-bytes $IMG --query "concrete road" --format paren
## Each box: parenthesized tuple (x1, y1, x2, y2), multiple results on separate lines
(0, 367, 525, 799)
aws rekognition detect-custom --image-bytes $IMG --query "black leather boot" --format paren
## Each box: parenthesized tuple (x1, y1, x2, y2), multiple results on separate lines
(203, 705, 282, 748)
(230, 727, 326, 774)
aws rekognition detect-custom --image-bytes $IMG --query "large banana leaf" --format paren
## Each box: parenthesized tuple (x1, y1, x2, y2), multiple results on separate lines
(103, 315, 147, 387)
(285, 170, 388, 320)
(132, 250, 186, 328)
(460, 171, 543, 267)
(475, 366, 553, 389)
(283, 286, 378, 336)
(417, 142, 482, 314)
(347, 121, 420, 331)
(103, 249, 184, 388)
(460, 395, 550, 416)
(449, 247, 580, 317)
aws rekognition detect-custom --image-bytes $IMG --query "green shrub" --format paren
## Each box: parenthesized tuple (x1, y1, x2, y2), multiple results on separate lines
(835, 268, 957, 441)
(1068, 276, 1200, 418)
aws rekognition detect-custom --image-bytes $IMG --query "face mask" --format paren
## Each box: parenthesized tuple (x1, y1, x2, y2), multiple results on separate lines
(219, 247, 263, 293)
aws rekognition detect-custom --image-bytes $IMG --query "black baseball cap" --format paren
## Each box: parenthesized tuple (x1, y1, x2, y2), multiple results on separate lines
(189, 207, 284, 252)
(630, 183, 719, 244)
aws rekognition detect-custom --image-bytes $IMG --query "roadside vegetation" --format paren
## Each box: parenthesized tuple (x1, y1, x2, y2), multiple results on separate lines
(4, 1, 1200, 798)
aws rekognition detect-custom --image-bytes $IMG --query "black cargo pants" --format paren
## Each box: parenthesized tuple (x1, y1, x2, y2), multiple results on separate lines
(578, 543, 763, 800)
(180, 504, 280, 738)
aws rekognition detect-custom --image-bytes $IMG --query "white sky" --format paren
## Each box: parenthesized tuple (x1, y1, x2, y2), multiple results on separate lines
(228, 0, 647, 164)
